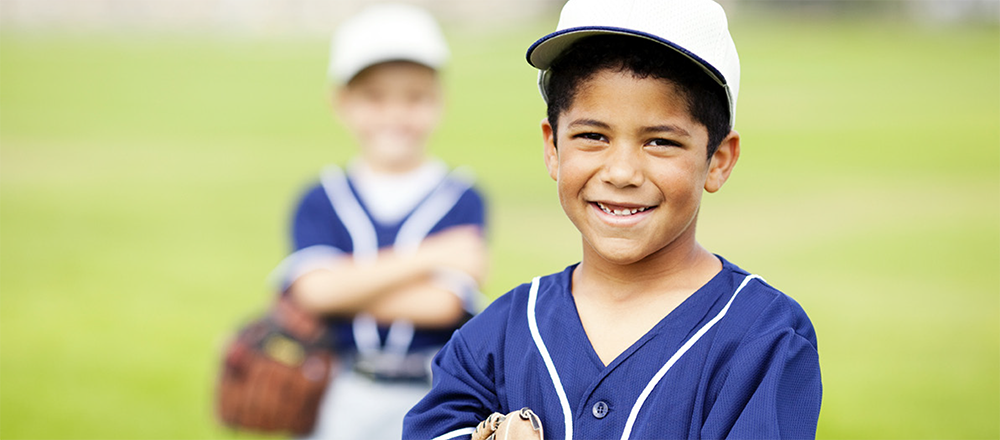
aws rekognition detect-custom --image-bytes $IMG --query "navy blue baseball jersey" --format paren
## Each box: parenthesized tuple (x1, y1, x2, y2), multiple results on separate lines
(404, 257, 821, 439)
(275, 164, 486, 358)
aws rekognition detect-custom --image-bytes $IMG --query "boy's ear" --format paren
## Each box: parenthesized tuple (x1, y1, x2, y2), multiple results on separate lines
(541, 118, 558, 181)
(705, 130, 740, 193)
(333, 88, 347, 113)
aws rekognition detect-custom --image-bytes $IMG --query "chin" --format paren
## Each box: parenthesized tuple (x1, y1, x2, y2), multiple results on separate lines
(587, 240, 655, 266)
(371, 150, 424, 171)
(600, 252, 649, 266)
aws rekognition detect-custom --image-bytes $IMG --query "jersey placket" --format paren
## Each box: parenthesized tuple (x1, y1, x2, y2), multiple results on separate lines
(527, 270, 761, 440)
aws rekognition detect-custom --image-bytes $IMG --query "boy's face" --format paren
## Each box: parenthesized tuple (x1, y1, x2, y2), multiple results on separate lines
(338, 61, 442, 172)
(542, 69, 739, 267)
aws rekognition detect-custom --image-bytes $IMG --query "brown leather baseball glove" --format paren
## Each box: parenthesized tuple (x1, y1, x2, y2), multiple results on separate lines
(216, 296, 335, 436)
(471, 407, 544, 440)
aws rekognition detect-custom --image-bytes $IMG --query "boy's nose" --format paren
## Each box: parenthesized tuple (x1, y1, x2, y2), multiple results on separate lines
(382, 101, 409, 123)
(600, 147, 645, 188)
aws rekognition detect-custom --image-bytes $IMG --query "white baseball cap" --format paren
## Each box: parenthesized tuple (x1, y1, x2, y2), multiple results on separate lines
(526, 0, 741, 128)
(329, 3, 449, 84)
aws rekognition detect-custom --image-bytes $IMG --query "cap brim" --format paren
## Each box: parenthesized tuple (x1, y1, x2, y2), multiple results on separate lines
(527, 26, 735, 129)
(527, 26, 727, 87)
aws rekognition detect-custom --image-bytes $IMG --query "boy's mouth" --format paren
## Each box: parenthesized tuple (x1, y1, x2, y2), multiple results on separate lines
(594, 201, 655, 217)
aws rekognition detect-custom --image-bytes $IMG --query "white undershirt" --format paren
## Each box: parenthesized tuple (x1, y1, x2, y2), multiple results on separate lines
(347, 159, 448, 225)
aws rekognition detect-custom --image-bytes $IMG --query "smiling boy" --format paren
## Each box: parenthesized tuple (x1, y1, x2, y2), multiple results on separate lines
(403, 0, 822, 439)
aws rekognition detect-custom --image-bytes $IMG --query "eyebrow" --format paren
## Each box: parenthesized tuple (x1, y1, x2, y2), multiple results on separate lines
(567, 119, 692, 138)
(566, 118, 611, 130)
(641, 124, 691, 137)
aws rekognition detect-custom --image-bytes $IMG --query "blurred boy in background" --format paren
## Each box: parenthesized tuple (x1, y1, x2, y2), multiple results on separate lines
(273, 4, 488, 439)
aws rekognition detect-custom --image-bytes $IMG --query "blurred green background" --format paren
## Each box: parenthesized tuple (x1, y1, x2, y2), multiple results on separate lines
(1, 1, 998, 439)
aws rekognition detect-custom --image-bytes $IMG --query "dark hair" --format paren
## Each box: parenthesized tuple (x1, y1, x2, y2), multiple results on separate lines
(544, 35, 730, 158)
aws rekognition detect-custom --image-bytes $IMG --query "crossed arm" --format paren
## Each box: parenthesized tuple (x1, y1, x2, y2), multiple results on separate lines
(287, 225, 487, 328)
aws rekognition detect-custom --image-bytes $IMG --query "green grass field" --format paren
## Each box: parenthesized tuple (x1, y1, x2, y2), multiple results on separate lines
(1, 15, 998, 439)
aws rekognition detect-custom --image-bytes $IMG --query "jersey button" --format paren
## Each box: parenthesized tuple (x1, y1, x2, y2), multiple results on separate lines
(592, 401, 609, 419)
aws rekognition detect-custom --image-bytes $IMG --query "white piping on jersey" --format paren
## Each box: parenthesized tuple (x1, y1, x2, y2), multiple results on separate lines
(384, 315, 416, 357)
(394, 166, 474, 255)
(528, 272, 762, 440)
(352, 313, 380, 357)
(619, 274, 763, 440)
(321, 166, 379, 263)
(431, 426, 476, 440)
(351, 312, 415, 358)
(528, 276, 574, 440)
(320, 164, 475, 357)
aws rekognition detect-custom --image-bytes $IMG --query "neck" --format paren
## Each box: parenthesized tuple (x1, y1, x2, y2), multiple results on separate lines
(358, 156, 428, 174)
(574, 240, 721, 305)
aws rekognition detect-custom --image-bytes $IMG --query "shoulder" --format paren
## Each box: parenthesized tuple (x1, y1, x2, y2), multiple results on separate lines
(291, 181, 332, 218)
(296, 181, 327, 204)
(422, 164, 485, 224)
(289, 170, 351, 240)
(697, 265, 823, 439)
(291, 176, 342, 220)
(743, 280, 817, 348)
(293, 164, 364, 216)
(444, 166, 486, 204)
(294, 165, 345, 211)
(720, 259, 818, 348)
(703, 260, 822, 397)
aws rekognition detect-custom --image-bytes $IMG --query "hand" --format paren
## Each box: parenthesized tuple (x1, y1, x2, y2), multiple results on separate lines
(417, 226, 488, 283)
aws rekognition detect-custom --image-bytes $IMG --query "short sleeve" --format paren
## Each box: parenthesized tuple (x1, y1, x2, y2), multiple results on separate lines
(291, 184, 351, 252)
(270, 184, 352, 290)
(702, 301, 822, 439)
(429, 185, 487, 234)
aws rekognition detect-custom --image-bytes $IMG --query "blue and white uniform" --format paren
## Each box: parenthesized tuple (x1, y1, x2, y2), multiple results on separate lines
(276, 160, 486, 440)
(404, 257, 821, 440)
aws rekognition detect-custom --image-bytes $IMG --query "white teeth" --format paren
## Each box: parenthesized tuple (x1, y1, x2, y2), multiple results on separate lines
(597, 202, 648, 216)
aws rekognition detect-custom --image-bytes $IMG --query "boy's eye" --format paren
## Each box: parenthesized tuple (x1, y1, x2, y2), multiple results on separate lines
(407, 91, 431, 104)
(361, 90, 384, 102)
(647, 138, 682, 148)
(574, 132, 607, 142)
